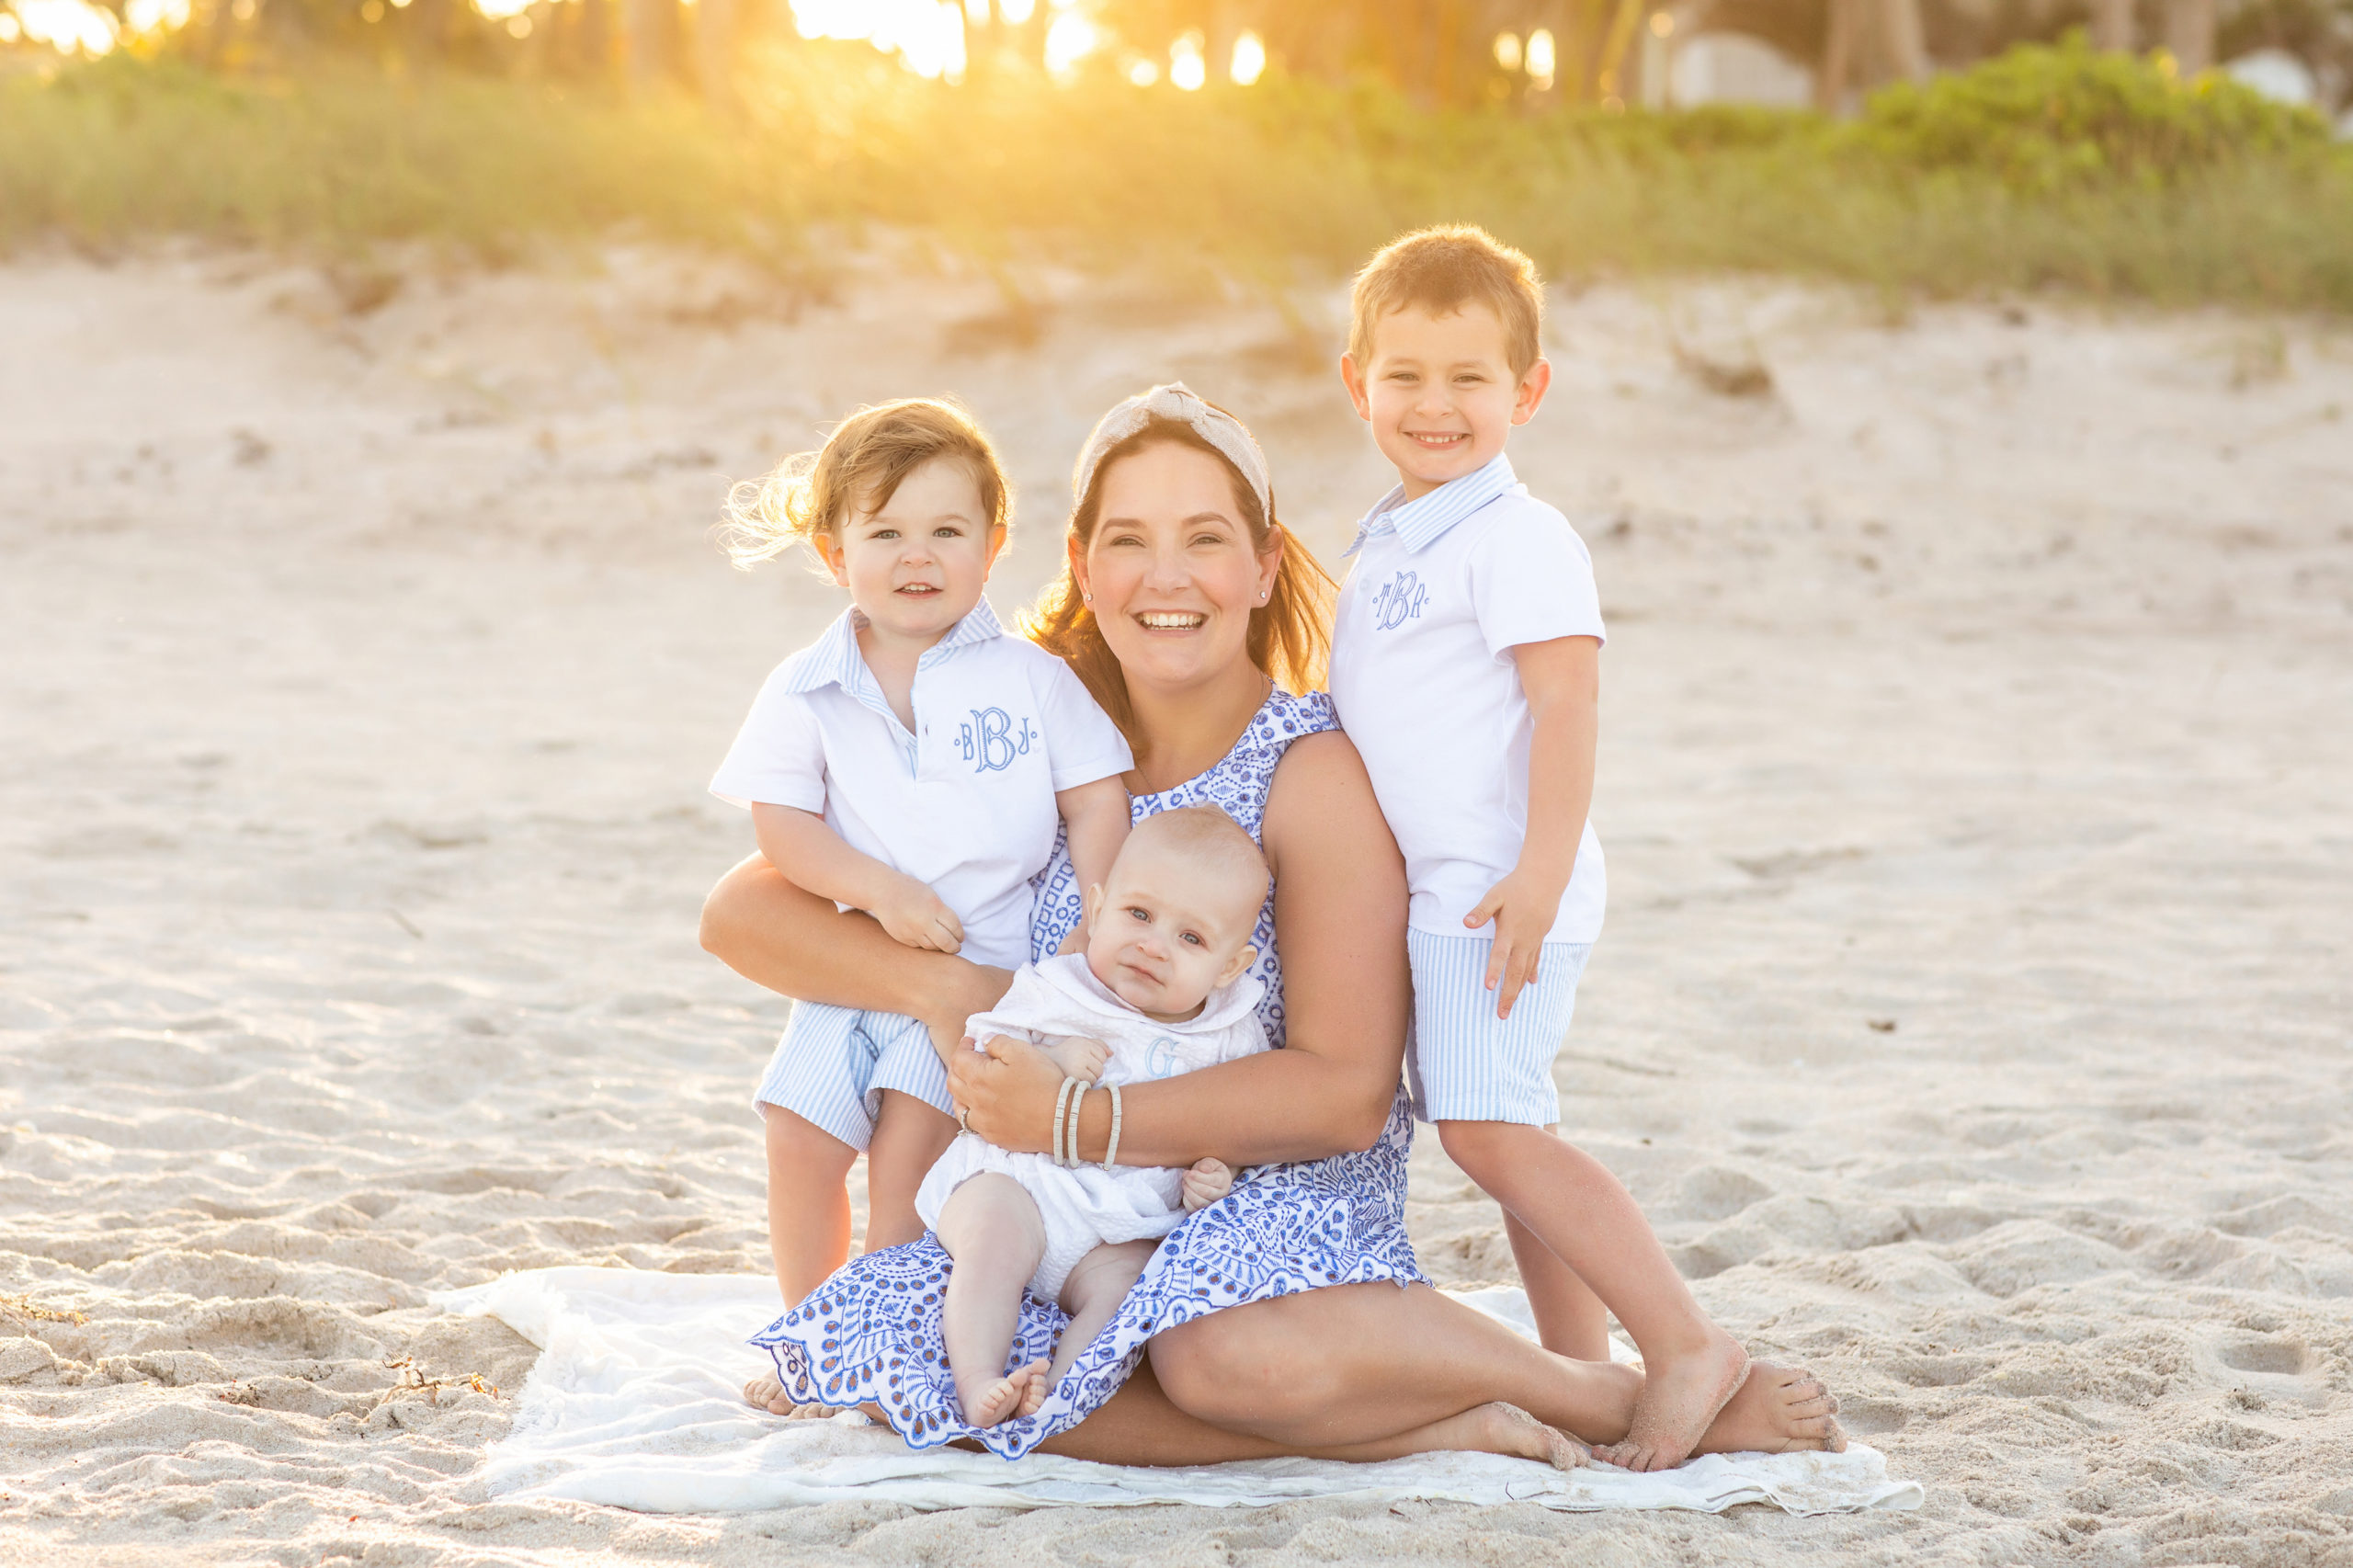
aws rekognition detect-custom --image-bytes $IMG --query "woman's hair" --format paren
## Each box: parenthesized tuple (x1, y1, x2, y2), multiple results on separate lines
(719, 398, 1010, 571)
(1024, 414, 1335, 739)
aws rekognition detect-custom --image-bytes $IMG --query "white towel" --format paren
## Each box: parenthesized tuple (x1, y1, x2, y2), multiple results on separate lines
(432, 1267, 1923, 1517)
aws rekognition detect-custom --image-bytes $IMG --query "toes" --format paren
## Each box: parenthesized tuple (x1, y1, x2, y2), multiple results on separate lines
(1823, 1415, 1848, 1453)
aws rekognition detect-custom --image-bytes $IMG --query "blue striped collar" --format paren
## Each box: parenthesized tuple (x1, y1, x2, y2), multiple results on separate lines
(779, 597, 1006, 698)
(1344, 453, 1519, 557)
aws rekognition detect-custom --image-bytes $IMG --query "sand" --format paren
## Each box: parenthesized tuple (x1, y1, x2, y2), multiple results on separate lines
(1, 243, 2348, 1567)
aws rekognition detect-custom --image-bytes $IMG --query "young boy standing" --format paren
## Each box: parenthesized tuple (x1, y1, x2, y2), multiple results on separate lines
(1327, 225, 1748, 1472)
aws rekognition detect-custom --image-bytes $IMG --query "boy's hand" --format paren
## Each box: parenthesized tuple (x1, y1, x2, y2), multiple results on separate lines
(1180, 1158, 1233, 1211)
(871, 875, 964, 953)
(1464, 867, 1566, 1020)
(1040, 1034, 1109, 1085)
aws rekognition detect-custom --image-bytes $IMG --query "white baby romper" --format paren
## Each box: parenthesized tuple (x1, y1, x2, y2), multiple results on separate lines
(914, 953, 1270, 1299)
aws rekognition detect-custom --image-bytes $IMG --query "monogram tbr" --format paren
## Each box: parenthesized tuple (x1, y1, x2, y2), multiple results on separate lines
(957, 707, 1040, 773)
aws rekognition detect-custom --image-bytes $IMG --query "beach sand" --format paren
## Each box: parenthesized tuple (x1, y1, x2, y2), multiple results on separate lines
(2, 245, 2348, 1566)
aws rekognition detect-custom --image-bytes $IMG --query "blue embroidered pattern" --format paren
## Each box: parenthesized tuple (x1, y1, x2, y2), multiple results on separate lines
(749, 687, 1427, 1459)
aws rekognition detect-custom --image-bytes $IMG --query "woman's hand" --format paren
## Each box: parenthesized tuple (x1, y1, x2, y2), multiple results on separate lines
(949, 1032, 1065, 1153)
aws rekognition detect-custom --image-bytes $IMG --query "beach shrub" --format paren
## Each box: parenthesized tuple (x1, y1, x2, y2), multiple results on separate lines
(1852, 34, 2332, 193)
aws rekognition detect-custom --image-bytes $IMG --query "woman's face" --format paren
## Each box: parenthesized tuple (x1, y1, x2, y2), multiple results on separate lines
(1074, 441, 1279, 699)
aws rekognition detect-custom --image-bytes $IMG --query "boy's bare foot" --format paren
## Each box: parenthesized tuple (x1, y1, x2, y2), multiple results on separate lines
(1689, 1360, 1846, 1458)
(964, 1359, 1049, 1429)
(1432, 1402, 1591, 1470)
(1592, 1329, 1749, 1471)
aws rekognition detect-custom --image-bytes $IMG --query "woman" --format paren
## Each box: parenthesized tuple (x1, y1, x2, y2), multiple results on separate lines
(702, 386, 1844, 1465)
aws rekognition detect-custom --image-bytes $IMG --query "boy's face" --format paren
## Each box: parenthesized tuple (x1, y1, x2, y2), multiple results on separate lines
(1341, 302, 1551, 502)
(1082, 836, 1260, 1021)
(814, 456, 1005, 643)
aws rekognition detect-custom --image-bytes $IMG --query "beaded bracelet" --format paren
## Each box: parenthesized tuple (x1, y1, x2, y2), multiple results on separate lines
(1051, 1078, 1078, 1169)
(1101, 1084, 1123, 1173)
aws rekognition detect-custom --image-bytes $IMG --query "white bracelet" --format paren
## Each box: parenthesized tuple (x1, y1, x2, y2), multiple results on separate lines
(1051, 1078, 1077, 1168)
(1101, 1084, 1122, 1173)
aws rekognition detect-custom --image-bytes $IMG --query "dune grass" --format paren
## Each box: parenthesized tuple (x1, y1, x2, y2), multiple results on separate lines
(4, 41, 2349, 310)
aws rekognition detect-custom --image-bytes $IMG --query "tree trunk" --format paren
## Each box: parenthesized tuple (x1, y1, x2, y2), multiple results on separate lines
(1878, 0, 1927, 80)
(1817, 0, 1860, 111)
(2165, 0, 2214, 73)
(693, 0, 737, 107)
(2089, 0, 2133, 51)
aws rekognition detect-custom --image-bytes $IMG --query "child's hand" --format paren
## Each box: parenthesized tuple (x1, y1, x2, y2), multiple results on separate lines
(1463, 867, 1566, 1020)
(872, 875, 964, 953)
(1040, 1034, 1109, 1085)
(1180, 1158, 1233, 1211)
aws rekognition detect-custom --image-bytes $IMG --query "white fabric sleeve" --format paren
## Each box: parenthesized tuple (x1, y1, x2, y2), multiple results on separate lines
(1464, 504, 1608, 659)
(961, 965, 1059, 1046)
(709, 669, 828, 812)
(1034, 655, 1134, 792)
(1217, 1016, 1271, 1063)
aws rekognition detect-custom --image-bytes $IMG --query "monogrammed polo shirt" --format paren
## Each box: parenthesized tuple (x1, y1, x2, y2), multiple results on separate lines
(711, 599, 1131, 969)
(1328, 454, 1608, 945)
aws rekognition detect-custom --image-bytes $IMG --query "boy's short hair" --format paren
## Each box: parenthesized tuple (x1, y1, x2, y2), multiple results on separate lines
(720, 397, 1010, 571)
(1348, 225, 1545, 378)
(1123, 805, 1270, 915)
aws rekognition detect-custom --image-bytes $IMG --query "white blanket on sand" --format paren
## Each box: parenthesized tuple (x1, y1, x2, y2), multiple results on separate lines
(433, 1267, 1923, 1517)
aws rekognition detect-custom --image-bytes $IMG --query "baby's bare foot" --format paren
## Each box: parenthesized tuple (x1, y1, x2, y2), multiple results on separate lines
(1592, 1329, 1748, 1471)
(965, 1359, 1048, 1429)
(1690, 1360, 1847, 1458)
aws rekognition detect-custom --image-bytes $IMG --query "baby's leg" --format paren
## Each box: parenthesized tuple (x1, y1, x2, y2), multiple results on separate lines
(865, 1089, 959, 1252)
(1048, 1240, 1157, 1392)
(935, 1173, 1051, 1429)
(1503, 1190, 1611, 1361)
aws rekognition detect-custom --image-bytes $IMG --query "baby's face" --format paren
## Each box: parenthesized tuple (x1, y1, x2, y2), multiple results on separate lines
(814, 456, 1004, 643)
(1083, 837, 1260, 1021)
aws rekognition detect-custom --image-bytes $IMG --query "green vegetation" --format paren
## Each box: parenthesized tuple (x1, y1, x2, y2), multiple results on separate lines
(3, 38, 2348, 310)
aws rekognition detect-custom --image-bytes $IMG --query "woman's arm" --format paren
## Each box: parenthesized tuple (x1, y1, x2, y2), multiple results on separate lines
(952, 731, 1409, 1167)
(699, 853, 1013, 1053)
(750, 803, 965, 953)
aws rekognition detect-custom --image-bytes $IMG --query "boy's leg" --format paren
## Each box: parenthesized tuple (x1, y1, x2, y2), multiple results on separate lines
(935, 1173, 1051, 1429)
(865, 1090, 959, 1252)
(868, 1016, 961, 1252)
(1501, 1201, 1612, 1362)
(1410, 929, 1742, 1472)
(761, 1105, 859, 1304)
(1439, 1119, 1745, 1472)
(1048, 1240, 1156, 1391)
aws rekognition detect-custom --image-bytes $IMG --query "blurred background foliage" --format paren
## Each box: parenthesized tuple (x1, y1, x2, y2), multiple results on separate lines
(0, 0, 2347, 308)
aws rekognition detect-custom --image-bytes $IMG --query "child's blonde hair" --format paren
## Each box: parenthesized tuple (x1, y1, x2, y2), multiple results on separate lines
(721, 398, 1011, 570)
(1348, 225, 1545, 378)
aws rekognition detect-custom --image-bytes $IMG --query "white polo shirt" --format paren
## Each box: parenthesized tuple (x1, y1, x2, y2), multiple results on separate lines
(1328, 454, 1608, 945)
(710, 600, 1131, 970)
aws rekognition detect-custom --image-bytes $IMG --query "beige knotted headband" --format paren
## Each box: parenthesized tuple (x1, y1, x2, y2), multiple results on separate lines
(1071, 383, 1272, 519)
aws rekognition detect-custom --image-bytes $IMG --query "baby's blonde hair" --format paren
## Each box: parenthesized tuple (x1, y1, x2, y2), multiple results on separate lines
(720, 398, 1011, 571)
(1123, 805, 1270, 917)
(1349, 225, 1546, 378)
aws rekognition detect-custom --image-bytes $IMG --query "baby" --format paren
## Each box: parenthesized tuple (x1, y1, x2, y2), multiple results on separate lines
(915, 805, 1271, 1428)
(710, 398, 1133, 1311)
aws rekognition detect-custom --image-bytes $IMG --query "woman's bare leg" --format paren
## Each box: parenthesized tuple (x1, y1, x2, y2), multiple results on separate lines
(1149, 1282, 1841, 1459)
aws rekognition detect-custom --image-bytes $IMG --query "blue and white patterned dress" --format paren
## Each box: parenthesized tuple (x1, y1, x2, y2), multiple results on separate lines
(748, 687, 1427, 1459)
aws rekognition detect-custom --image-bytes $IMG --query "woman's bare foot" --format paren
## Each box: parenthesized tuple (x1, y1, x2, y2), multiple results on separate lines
(1428, 1401, 1591, 1470)
(1591, 1329, 1749, 1471)
(963, 1359, 1049, 1429)
(1689, 1360, 1846, 1459)
(743, 1373, 856, 1419)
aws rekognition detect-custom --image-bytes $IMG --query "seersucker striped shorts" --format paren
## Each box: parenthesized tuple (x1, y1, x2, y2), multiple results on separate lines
(1404, 927, 1594, 1127)
(751, 1002, 955, 1150)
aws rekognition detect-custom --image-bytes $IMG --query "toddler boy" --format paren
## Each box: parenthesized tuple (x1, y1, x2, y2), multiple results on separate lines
(1327, 226, 1746, 1472)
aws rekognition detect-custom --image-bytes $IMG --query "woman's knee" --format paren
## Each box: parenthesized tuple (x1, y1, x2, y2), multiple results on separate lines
(1152, 1306, 1328, 1423)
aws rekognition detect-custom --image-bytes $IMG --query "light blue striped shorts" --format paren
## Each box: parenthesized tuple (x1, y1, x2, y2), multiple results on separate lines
(752, 1002, 954, 1151)
(1404, 928, 1594, 1127)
